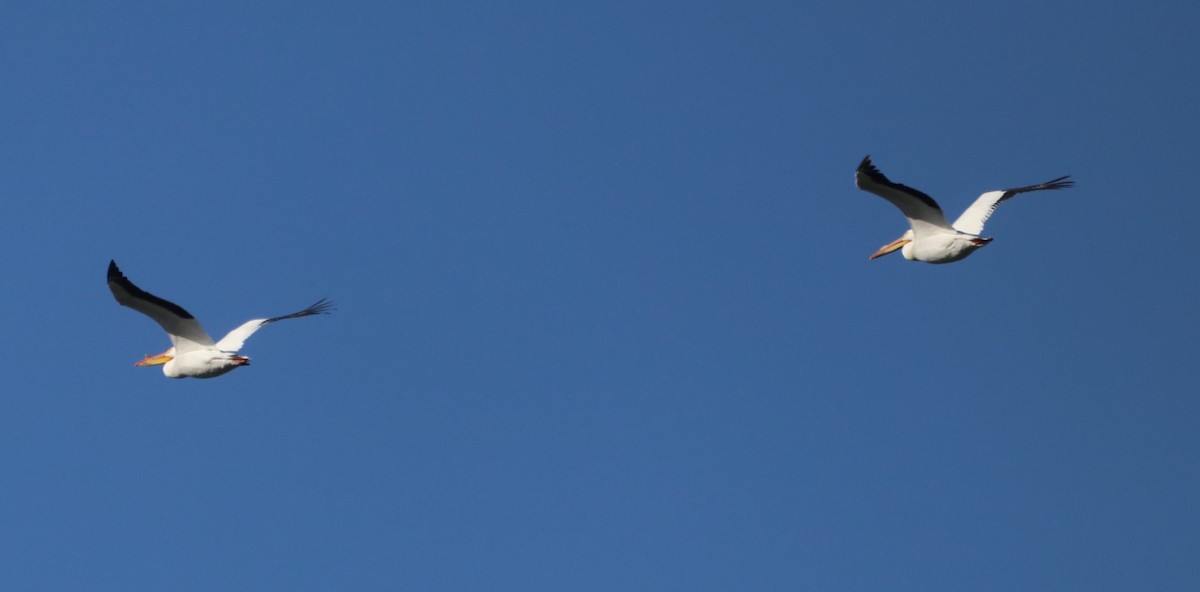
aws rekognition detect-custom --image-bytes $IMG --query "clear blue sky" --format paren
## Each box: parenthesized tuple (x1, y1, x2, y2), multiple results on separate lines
(3, 1, 1198, 590)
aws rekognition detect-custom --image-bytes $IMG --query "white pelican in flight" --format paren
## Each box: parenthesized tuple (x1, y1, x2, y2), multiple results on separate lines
(107, 260, 333, 379)
(855, 155, 1073, 263)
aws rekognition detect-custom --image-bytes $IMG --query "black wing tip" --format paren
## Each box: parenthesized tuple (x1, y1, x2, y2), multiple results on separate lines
(107, 259, 130, 287)
(1045, 175, 1074, 190)
(1005, 175, 1075, 196)
(306, 298, 336, 315)
(264, 298, 336, 324)
(855, 154, 891, 185)
(854, 155, 943, 212)
(106, 260, 197, 320)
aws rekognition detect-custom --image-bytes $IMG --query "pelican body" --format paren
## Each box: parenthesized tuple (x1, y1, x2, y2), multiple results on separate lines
(107, 260, 332, 379)
(855, 156, 1073, 264)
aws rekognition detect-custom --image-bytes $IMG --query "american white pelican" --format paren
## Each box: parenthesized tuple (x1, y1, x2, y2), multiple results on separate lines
(107, 260, 333, 379)
(855, 155, 1073, 263)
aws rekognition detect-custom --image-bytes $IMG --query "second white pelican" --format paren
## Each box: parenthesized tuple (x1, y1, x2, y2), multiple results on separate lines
(107, 260, 333, 379)
(855, 155, 1073, 263)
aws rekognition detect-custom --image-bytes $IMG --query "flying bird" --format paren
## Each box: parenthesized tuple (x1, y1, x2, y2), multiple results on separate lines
(854, 155, 1073, 263)
(107, 260, 333, 379)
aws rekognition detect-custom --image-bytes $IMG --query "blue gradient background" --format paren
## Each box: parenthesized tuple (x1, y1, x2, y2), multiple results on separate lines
(2, 1, 1198, 590)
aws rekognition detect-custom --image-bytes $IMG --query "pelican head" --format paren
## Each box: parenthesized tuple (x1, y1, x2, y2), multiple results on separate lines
(136, 347, 176, 367)
(870, 229, 914, 260)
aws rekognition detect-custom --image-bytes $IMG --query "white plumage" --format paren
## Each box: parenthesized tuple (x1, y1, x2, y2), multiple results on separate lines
(107, 260, 332, 379)
(855, 156, 1073, 263)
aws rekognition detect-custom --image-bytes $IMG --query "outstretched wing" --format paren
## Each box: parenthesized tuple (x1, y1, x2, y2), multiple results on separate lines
(952, 175, 1073, 236)
(214, 298, 334, 353)
(107, 260, 215, 353)
(855, 156, 955, 240)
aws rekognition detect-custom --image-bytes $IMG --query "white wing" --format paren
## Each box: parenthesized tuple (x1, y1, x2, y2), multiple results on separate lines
(214, 299, 335, 352)
(952, 176, 1073, 236)
(855, 156, 955, 240)
(107, 260, 215, 353)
